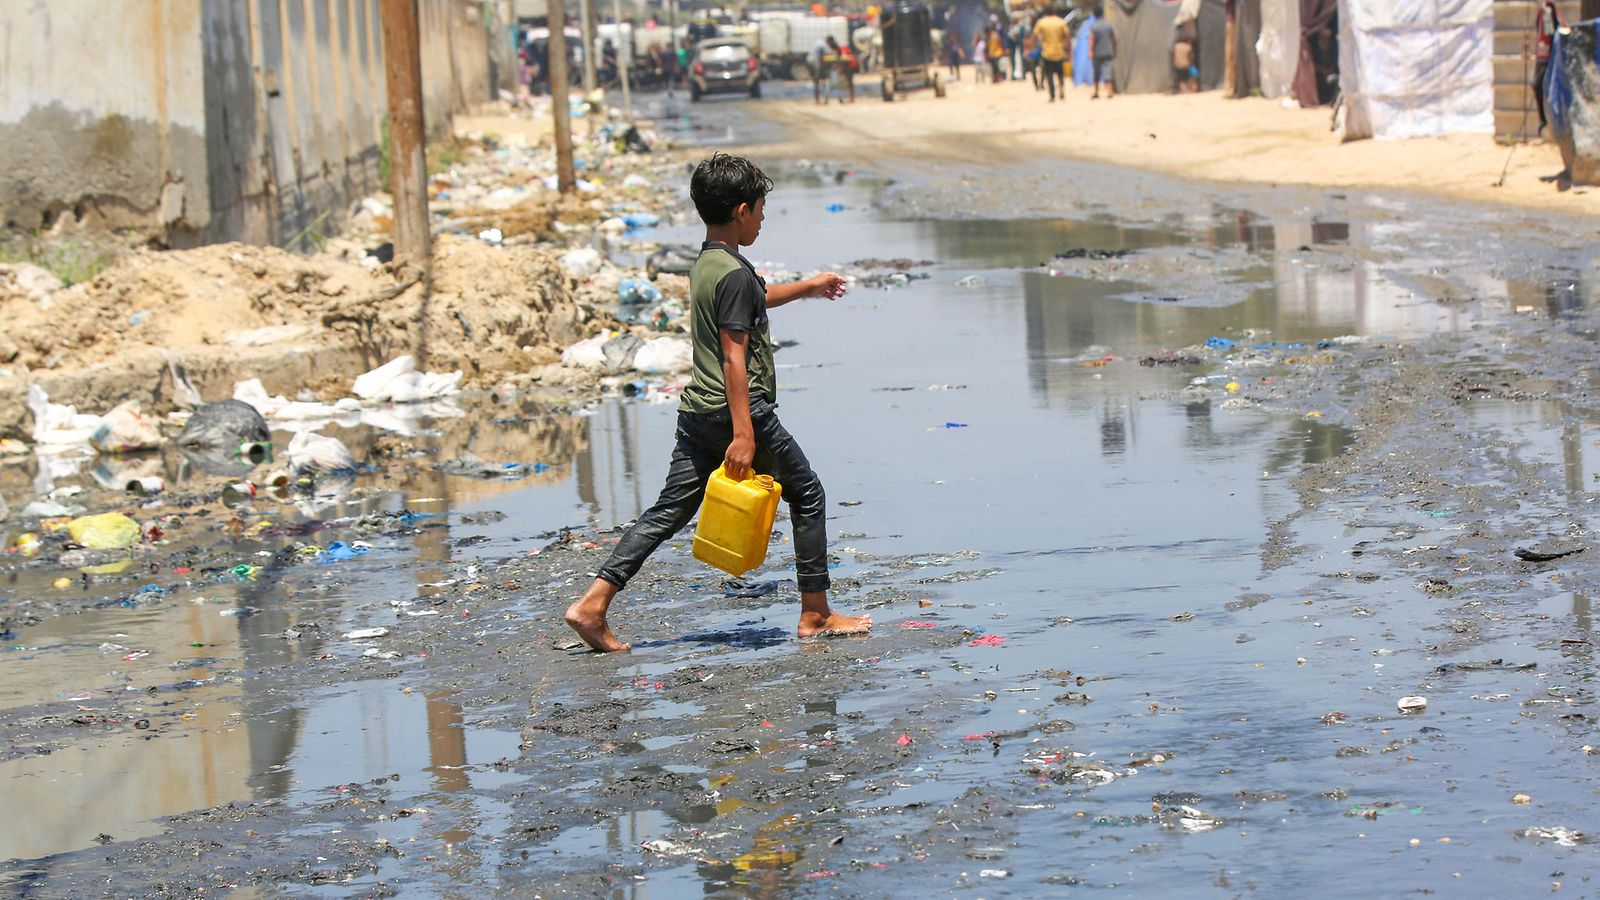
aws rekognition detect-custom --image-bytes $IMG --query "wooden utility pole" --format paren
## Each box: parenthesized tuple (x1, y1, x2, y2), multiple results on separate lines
(580, 0, 598, 92)
(613, 0, 632, 121)
(379, 0, 431, 272)
(549, 0, 578, 193)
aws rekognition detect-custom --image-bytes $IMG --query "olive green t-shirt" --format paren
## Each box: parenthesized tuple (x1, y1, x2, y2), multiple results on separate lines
(680, 242, 777, 414)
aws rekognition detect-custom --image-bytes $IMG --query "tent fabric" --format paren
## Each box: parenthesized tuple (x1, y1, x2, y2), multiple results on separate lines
(1258, 0, 1301, 98)
(1072, 13, 1098, 86)
(1291, 0, 1337, 106)
(1197, 0, 1226, 89)
(1336, 0, 1494, 141)
(1233, 0, 1263, 97)
(1547, 22, 1600, 184)
(1107, 0, 1180, 93)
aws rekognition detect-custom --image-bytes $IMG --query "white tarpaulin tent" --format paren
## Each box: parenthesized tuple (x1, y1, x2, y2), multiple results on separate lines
(1258, 0, 1300, 99)
(1336, 0, 1494, 141)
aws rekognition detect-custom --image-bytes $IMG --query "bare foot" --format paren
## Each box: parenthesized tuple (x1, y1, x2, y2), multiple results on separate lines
(797, 609, 873, 638)
(564, 601, 631, 652)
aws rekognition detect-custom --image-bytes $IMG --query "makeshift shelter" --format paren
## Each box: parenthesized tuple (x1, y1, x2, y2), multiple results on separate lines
(1231, 0, 1263, 96)
(1546, 20, 1600, 184)
(1336, 0, 1494, 141)
(1196, 0, 1227, 89)
(1106, 0, 1179, 93)
(1258, 0, 1300, 98)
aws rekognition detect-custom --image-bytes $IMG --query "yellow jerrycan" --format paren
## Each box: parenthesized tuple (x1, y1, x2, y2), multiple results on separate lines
(693, 465, 783, 576)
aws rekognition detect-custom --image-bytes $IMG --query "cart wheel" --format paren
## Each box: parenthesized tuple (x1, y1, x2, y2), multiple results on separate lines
(881, 72, 895, 102)
(933, 71, 946, 98)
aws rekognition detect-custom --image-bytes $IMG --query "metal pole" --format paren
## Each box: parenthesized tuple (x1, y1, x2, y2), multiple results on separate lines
(580, 0, 598, 92)
(379, 0, 431, 272)
(549, 0, 578, 193)
(613, 0, 633, 121)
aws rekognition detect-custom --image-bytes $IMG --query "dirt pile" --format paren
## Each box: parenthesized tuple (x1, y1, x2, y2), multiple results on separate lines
(0, 236, 611, 437)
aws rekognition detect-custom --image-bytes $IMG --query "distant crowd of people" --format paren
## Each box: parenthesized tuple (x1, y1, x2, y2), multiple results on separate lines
(941, 4, 1116, 100)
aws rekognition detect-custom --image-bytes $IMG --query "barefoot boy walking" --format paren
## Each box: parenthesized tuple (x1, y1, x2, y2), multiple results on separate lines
(565, 153, 873, 652)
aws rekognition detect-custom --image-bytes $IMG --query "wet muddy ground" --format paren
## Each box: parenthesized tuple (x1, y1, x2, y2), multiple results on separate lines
(5, 90, 1600, 895)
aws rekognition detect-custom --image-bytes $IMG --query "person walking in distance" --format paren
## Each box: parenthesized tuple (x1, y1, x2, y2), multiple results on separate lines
(1090, 5, 1116, 98)
(1534, 0, 1561, 133)
(1033, 5, 1070, 102)
(564, 154, 872, 653)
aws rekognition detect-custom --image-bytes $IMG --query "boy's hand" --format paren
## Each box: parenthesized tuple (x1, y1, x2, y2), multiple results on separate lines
(724, 434, 756, 481)
(807, 272, 848, 300)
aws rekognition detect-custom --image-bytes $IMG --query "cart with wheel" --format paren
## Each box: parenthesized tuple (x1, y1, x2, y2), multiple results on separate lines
(878, 2, 945, 101)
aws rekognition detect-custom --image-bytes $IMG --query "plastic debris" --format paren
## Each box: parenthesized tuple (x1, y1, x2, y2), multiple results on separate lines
(560, 247, 603, 278)
(27, 385, 103, 448)
(176, 399, 272, 448)
(67, 513, 141, 549)
(633, 336, 692, 374)
(561, 333, 611, 370)
(287, 431, 357, 475)
(352, 355, 463, 403)
(345, 627, 390, 640)
(91, 401, 163, 453)
(1514, 547, 1585, 562)
(321, 541, 369, 562)
(618, 277, 664, 304)
(968, 634, 1005, 647)
(436, 452, 533, 480)
(1397, 695, 1428, 713)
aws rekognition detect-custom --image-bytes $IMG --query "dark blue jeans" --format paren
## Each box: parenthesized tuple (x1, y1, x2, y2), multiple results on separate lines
(597, 398, 831, 594)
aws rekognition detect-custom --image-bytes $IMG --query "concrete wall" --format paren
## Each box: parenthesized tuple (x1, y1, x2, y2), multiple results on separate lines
(0, 0, 497, 247)
(0, 1, 210, 240)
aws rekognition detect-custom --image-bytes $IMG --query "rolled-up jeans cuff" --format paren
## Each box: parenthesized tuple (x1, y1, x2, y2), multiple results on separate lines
(796, 573, 830, 594)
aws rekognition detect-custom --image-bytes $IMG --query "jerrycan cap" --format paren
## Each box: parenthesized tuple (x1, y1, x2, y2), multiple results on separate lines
(753, 474, 775, 490)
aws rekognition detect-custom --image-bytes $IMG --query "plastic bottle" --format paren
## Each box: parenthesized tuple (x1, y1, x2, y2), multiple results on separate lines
(692, 466, 782, 577)
(222, 482, 257, 506)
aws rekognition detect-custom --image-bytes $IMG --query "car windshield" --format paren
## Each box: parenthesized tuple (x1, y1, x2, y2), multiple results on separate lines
(700, 42, 750, 61)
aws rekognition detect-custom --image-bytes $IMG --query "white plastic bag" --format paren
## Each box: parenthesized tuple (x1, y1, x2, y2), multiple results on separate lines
(633, 336, 692, 374)
(27, 385, 103, 448)
(287, 430, 357, 475)
(560, 333, 611, 369)
(91, 401, 162, 452)
(559, 247, 603, 278)
(352, 355, 463, 404)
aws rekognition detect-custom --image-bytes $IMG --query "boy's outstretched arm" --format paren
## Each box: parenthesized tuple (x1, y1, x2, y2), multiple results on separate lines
(720, 329, 756, 481)
(767, 272, 847, 309)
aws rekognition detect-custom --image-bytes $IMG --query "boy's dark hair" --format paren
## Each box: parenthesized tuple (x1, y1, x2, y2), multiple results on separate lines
(691, 153, 773, 225)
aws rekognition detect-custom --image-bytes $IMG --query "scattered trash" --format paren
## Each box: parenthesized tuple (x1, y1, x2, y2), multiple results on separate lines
(352, 355, 463, 403)
(1514, 547, 1584, 562)
(723, 579, 779, 598)
(436, 452, 533, 480)
(175, 399, 271, 448)
(560, 247, 603, 278)
(1518, 826, 1587, 847)
(477, 227, 503, 245)
(90, 401, 163, 453)
(1055, 248, 1135, 260)
(601, 333, 645, 373)
(287, 431, 357, 475)
(633, 336, 692, 374)
(618, 277, 663, 305)
(125, 476, 164, 495)
(561, 333, 611, 369)
(1205, 336, 1237, 350)
(956, 275, 985, 288)
(27, 385, 103, 448)
(1397, 696, 1428, 713)
(321, 541, 369, 563)
(825, 203, 846, 213)
(67, 513, 141, 549)
(221, 482, 257, 506)
(1513, 793, 1532, 804)
(344, 627, 390, 640)
(968, 634, 1005, 647)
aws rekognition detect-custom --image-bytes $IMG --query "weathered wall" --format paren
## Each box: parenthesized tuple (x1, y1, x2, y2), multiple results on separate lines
(1, 0, 496, 247)
(0, 1, 210, 240)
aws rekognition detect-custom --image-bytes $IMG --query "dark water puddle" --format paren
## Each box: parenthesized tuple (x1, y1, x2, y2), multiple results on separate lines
(10, 126, 1600, 893)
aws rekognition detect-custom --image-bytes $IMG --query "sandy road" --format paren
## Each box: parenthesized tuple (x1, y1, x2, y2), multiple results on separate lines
(743, 75, 1596, 218)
